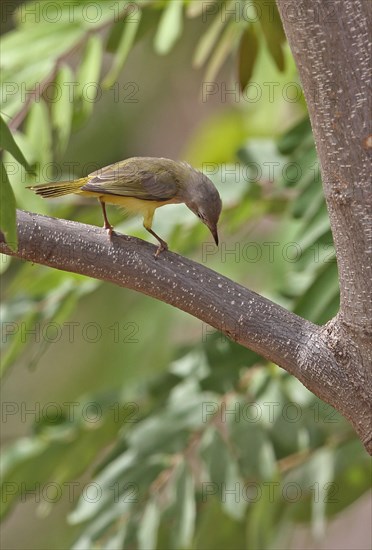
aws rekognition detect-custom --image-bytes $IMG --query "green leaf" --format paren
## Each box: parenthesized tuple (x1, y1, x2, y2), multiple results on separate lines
(0, 60, 55, 119)
(294, 262, 339, 323)
(187, 0, 216, 18)
(292, 180, 324, 220)
(284, 447, 336, 538)
(247, 478, 285, 550)
(102, 10, 142, 88)
(1, 24, 83, 70)
(71, 498, 131, 549)
(309, 449, 335, 539)
(204, 21, 238, 83)
(329, 440, 371, 515)
(50, 64, 74, 157)
(137, 498, 160, 550)
(171, 460, 196, 549)
(70, 446, 165, 524)
(74, 34, 103, 122)
(238, 25, 259, 91)
(105, 19, 126, 53)
(25, 100, 52, 168)
(228, 403, 277, 479)
(77, 34, 103, 89)
(257, 0, 286, 72)
(0, 116, 32, 172)
(154, 0, 183, 55)
(296, 206, 331, 251)
(277, 117, 312, 155)
(0, 161, 17, 251)
(0, 310, 39, 377)
(170, 349, 210, 379)
(200, 426, 246, 520)
(0, 254, 12, 274)
(68, 450, 138, 525)
(192, 5, 228, 68)
(0, 437, 49, 518)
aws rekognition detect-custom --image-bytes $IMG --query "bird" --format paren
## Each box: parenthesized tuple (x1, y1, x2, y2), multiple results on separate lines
(28, 157, 222, 257)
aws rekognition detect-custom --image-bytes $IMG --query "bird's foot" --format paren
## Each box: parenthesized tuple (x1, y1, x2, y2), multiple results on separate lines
(103, 223, 114, 238)
(154, 240, 168, 259)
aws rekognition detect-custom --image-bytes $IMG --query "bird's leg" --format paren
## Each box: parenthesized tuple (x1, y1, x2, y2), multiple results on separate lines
(99, 198, 113, 236)
(145, 226, 168, 258)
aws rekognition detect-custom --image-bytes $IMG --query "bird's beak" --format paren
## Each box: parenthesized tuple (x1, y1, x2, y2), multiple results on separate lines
(209, 225, 219, 246)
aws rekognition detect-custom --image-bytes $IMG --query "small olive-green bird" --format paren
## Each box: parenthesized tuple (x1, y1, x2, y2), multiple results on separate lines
(28, 157, 222, 257)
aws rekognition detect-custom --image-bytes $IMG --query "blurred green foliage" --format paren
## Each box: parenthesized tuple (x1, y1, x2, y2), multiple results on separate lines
(1, 1, 370, 549)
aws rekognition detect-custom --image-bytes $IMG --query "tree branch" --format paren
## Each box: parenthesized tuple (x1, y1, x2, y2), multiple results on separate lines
(1, 210, 371, 453)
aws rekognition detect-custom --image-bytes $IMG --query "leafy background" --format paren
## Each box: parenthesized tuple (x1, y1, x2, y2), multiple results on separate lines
(1, 1, 371, 549)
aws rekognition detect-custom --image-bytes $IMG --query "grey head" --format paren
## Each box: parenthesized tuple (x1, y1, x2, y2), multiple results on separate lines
(180, 162, 222, 245)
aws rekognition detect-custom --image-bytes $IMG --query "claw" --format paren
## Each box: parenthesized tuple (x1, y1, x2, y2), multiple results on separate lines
(154, 240, 168, 259)
(103, 223, 114, 237)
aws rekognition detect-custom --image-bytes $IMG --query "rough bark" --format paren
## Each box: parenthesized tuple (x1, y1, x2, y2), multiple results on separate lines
(276, 0, 372, 451)
(0, 210, 371, 453)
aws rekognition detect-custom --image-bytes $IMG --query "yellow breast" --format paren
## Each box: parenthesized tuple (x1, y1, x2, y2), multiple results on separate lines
(79, 190, 179, 226)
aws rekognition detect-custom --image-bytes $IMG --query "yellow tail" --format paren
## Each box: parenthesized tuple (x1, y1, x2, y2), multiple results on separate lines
(28, 177, 88, 198)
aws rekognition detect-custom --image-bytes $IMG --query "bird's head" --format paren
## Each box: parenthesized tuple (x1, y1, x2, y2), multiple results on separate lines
(181, 164, 222, 245)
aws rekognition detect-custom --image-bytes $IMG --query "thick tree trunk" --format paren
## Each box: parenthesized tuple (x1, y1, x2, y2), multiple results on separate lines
(276, 0, 372, 450)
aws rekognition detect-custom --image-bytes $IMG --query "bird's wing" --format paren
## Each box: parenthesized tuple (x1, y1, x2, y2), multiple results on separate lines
(81, 158, 178, 201)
